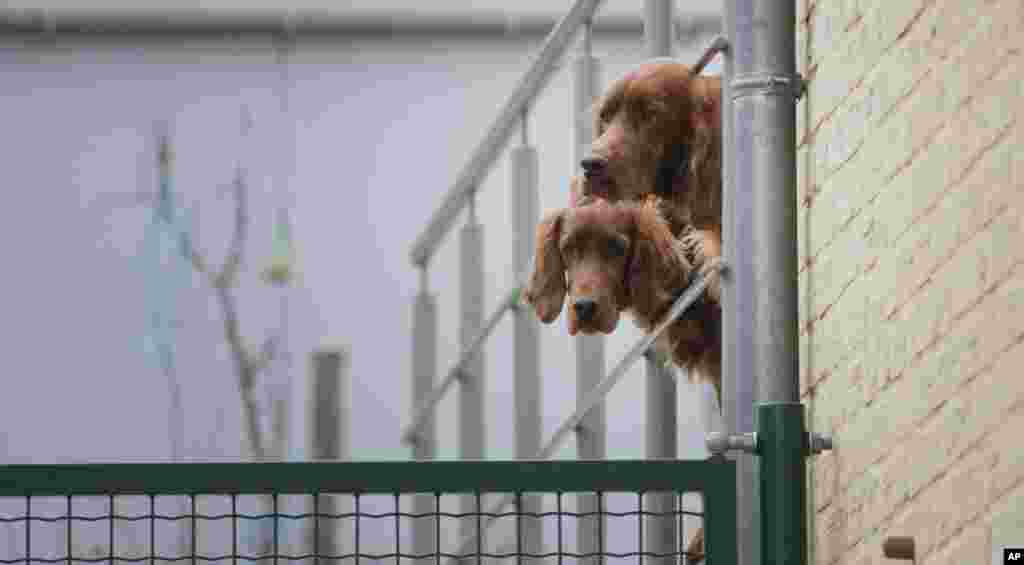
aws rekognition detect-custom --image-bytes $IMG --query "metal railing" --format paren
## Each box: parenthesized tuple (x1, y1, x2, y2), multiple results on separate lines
(0, 460, 736, 564)
(404, 0, 729, 562)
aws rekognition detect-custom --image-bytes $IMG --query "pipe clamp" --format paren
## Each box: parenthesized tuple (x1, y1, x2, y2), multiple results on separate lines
(731, 73, 805, 101)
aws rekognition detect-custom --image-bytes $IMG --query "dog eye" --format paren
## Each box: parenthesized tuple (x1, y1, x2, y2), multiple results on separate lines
(607, 239, 627, 257)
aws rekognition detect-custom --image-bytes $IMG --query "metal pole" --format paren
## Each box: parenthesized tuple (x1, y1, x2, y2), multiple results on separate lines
(412, 270, 438, 563)
(459, 195, 486, 561)
(572, 19, 605, 565)
(642, 3, 678, 564)
(511, 116, 542, 563)
(720, 1, 761, 563)
(730, 0, 804, 563)
(310, 348, 350, 556)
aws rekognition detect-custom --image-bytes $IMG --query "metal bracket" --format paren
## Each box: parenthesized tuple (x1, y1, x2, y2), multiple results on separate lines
(706, 432, 758, 455)
(706, 431, 832, 456)
(808, 432, 833, 455)
(731, 72, 806, 101)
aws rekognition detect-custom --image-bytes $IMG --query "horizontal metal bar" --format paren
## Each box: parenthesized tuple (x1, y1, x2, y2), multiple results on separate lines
(407, 0, 605, 267)
(0, 459, 734, 496)
(692, 34, 729, 74)
(0, 11, 677, 42)
(450, 261, 725, 558)
(540, 260, 723, 461)
(408, 10, 721, 267)
(401, 285, 521, 445)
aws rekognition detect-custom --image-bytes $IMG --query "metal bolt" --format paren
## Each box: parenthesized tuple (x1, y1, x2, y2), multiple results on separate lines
(706, 432, 758, 455)
(808, 432, 833, 454)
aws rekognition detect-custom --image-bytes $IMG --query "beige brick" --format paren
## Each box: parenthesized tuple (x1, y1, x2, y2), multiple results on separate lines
(987, 479, 1024, 565)
(814, 500, 852, 565)
(880, 445, 998, 559)
(914, 0, 983, 62)
(832, 264, 1024, 490)
(810, 212, 875, 318)
(836, 294, 1024, 518)
(811, 450, 839, 512)
(808, 0, 925, 125)
(808, 0, 862, 66)
(986, 401, 1024, 508)
(924, 525, 989, 565)
(883, 135, 1015, 318)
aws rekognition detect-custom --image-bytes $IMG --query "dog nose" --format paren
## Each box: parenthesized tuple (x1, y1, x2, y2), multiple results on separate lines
(580, 157, 607, 176)
(573, 299, 597, 322)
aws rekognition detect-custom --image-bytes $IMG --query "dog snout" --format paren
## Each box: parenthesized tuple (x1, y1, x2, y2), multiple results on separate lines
(580, 157, 607, 177)
(573, 299, 597, 322)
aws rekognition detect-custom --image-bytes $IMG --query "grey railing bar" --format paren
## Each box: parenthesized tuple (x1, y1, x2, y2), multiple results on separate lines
(408, 0, 604, 267)
(401, 285, 523, 445)
(692, 34, 729, 74)
(447, 260, 725, 561)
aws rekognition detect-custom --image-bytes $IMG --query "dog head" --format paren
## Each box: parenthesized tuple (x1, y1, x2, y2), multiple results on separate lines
(523, 197, 691, 335)
(581, 62, 721, 220)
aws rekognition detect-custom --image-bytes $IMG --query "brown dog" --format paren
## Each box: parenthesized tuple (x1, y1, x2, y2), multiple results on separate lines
(523, 196, 721, 395)
(578, 61, 723, 302)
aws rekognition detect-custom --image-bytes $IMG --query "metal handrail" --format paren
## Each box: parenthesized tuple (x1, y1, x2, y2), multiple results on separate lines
(448, 260, 725, 561)
(408, 0, 604, 267)
(406, 31, 730, 447)
(401, 284, 523, 445)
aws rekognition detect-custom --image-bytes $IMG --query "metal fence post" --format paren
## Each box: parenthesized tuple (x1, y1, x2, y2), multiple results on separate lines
(512, 113, 542, 563)
(459, 194, 486, 560)
(310, 347, 351, 556)
(412, 269, 438, 562)
(729, 1, 805, 563)
(642, 2, 678, 564)
(720, 1, 762, 564)
(572, 18, 606, 565)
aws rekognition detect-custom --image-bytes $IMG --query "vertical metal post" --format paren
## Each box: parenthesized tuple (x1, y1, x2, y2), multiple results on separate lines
(642, 3, 678, 563)
(730, 0, 805, 563)
(412, 269, 437, 563)
(310, 348, 350, 556)
(573, 19, 605, 565)
(512, 111, 542, 563)
(721, 0, 762, 563)
(459, 194, 486, 561)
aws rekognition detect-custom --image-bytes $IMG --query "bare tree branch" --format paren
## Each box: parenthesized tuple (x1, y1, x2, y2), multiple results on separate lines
(179, 232, 211, 279)
(252, 334, 279, 375)
(217, 170, 247, 289)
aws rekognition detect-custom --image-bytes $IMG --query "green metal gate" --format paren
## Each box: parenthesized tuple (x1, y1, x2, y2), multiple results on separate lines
(0, 459, 735, 564)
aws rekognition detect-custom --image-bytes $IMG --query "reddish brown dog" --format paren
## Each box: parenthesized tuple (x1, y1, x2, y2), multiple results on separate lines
(523, 196, 721, 396)
(577, 61, 723, 302)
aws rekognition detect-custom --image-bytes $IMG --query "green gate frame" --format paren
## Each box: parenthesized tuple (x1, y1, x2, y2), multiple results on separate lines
(0, 459, 736, 564)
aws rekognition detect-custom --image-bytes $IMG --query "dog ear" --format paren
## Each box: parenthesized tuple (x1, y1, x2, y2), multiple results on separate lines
(687, 76, 722, 205)
(523, 209, 567, 323)
(627, 202, 692, 321)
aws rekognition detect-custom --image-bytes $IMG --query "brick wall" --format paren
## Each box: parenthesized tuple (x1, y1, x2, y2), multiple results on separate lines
(796, 0, 1024, 563)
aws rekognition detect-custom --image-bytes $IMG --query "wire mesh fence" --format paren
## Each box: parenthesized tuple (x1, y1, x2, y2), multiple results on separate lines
(0, 460, 735, 564)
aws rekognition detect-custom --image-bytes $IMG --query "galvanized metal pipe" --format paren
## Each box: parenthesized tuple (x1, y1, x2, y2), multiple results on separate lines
(511, 139, 543, 562)
(720, 1, 761, 563)
(642, 2, 678, 563)
(401, 288, 518, 445)
(572, 18, 605, 565)
(411, 273, 437, 562)
(730, 0, 804, 563)
(459, 195, 486, 555)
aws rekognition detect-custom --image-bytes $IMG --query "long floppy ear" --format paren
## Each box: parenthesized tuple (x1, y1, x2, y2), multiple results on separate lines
(523, 210, 567, 323)
(627, 202, 692, 322)
(687, 75, 723, 215)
